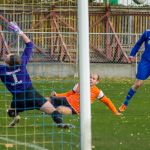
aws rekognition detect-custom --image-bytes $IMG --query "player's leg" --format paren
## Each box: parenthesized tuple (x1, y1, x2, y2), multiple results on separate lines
(7, 92, 28, 127)
(119, 79, 143, 112)
(40, 100, 75, 128)
(55, 106, 75, 129)
(119, 60, 150, 112)
(40, 100, 63, 124)
(26, 88, 63, 125)
(56, 106, 72, 115)
(7, 108, 21, 127)
(8, 115, 21, 127)
(32, 89, 69, 127)
(50, 96, 76, 115)
(50, 97, 76, 128)
(40, 100, 56, 114)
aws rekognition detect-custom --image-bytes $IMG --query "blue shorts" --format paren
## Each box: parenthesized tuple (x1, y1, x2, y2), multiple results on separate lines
(136, 59, 150, 80)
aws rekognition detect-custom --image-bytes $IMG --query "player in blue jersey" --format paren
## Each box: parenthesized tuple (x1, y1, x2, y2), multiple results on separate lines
(1, 22, 71, 128)
(119, 29, 150, 112)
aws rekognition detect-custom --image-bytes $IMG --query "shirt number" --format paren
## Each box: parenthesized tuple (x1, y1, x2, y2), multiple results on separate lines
(11, 73, 22, 86)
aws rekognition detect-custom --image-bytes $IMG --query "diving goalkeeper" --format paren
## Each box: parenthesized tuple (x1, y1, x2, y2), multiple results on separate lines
(0, 22, 68, 128)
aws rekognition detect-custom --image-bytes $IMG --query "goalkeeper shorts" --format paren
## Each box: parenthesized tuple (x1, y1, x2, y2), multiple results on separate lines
(11, 86, 47, 112)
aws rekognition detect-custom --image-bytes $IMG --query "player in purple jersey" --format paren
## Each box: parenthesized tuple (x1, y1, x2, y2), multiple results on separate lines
(119, 30, 150, 112)
(1, 22, 72, 128)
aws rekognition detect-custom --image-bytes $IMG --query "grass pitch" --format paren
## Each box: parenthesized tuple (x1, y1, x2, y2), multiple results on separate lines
(0, 78, 150, 150)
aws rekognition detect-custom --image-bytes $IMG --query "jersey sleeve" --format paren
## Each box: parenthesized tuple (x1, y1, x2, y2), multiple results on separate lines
(72, 83, 79, 92)
(97, 90, 104, 99)
(55, 83, 79, 97)
(55, 90, 75, 97)
(21, 42, 34, 65)
(130, 30, 147, 57)
(99, 96, 118, 114)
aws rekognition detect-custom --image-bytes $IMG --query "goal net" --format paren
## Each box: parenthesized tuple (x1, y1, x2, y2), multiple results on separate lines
(1, 0, 149, 150)
(0, 1, 81, 150)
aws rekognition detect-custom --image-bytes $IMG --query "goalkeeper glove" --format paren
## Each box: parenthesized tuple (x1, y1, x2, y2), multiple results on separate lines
(8, 22, 23, 35)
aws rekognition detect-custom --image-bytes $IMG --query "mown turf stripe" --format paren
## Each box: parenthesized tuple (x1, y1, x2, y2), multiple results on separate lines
(0, 137, 48, 150)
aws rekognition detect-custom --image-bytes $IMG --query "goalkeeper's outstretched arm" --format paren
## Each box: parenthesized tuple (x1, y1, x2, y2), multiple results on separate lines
(8, 22, 30, 43)
(20, 32, 31, 43)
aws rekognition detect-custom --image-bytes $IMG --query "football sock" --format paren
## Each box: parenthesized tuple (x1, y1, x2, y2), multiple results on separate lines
(123, 88, 136, 106)
(51, 110, 63, 124)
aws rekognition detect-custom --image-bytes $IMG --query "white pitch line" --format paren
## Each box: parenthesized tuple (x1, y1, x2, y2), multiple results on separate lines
(0, 137, 48, 150)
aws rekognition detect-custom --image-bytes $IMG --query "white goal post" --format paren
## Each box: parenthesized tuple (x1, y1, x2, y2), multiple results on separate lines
(78, 0, 91, 150)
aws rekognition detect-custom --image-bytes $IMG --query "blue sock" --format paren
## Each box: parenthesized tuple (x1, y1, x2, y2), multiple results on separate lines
(123, 88, 136, 106)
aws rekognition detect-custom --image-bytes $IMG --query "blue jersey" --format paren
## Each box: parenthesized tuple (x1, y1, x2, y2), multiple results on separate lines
(0, 42, 33, 95)
(130, 30, 150, 61)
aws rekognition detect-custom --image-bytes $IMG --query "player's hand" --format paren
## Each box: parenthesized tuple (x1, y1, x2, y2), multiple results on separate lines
(8, 22, 23, 35)
(128, 56, 136, 63)
(114, 111, 123, 116)
(50, 91, 56, 97)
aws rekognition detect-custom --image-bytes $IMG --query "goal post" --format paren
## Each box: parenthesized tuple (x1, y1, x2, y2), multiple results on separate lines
(0, 0, 92, 149)
(78, 1, 91, 150)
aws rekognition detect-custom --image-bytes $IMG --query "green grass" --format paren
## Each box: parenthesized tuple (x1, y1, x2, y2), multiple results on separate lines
(0, 78, 150, 150)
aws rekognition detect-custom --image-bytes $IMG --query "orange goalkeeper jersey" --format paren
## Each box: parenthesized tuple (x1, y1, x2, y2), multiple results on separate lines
(56, 83, 117, 114)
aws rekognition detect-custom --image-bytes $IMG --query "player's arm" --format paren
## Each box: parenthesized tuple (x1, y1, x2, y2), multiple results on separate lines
(129, 30, 147, 62)
(50, 83, 79, 97)
(8, 22, 30, 43)
(21, 41, 34, 65)
(20, 32, 31, 43)
(99, 96, 121, 115)
(51, 90, 75, 97)
(8, 22, 34, 64)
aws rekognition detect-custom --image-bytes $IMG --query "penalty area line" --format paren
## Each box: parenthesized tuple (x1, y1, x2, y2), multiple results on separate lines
(0, 136, 48, 150)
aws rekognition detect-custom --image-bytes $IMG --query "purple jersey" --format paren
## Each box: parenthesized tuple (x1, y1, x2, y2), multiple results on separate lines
(0, 42, 33, 95)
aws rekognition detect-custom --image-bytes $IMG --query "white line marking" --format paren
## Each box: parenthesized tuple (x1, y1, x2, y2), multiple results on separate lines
(0, 137, 48, 150)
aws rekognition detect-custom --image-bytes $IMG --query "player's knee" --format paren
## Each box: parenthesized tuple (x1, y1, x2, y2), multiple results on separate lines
(7, 109, 17, 117)
(56, 106, 72, 115)
(135, 82, 142, 89)
(56, 106, 63, 113)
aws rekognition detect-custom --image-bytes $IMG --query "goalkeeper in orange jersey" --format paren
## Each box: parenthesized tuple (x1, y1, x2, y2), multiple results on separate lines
(48, 73, 121, 116)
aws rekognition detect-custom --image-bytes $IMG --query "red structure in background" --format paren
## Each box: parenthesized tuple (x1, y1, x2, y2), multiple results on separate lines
(89, 6, 130, 63)
(1, 5, 148, 63)
(31, 7, 130, 63)
(0, 15, 56, 61)
(0, 25, 10, 57)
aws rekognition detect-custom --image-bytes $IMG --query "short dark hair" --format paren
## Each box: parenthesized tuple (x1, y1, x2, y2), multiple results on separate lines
(8, 55, 21, 67)
(97, 74, 100, 81)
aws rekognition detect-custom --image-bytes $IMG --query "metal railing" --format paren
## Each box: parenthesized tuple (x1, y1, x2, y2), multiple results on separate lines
(0, 31, 143, 63)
